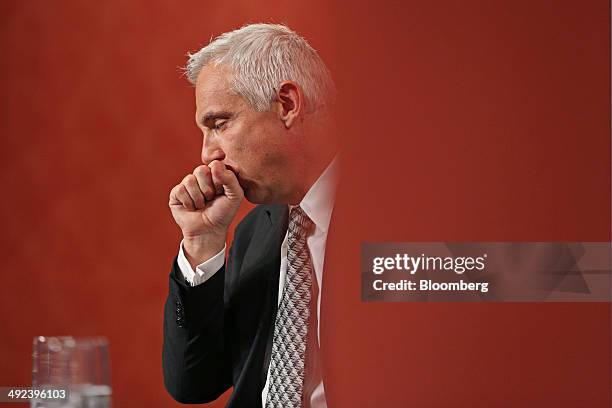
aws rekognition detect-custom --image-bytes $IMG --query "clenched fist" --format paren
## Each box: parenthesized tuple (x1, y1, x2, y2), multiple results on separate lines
(169, 160, 244, 267)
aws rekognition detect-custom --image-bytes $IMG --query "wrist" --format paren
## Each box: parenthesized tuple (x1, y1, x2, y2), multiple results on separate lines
(182, 232, 226, 268)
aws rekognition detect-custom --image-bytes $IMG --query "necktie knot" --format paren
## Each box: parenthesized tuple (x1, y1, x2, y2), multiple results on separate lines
(289, 206, 314, 238)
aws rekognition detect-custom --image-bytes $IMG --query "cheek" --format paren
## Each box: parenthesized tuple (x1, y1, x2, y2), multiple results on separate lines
(221, 125, 247, 154)
(236, 122, 271, 154)
(229, 115, 288, 168)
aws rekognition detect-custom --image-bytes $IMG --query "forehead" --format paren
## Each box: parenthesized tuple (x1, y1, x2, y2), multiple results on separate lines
(194, 64, 242, 112)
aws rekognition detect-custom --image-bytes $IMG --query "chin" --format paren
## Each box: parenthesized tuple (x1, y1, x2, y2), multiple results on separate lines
(244, 191, 268, 205)
(244, 187, 278, 205)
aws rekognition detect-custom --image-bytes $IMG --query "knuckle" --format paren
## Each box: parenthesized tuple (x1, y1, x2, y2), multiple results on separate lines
(194, 165, 210, 176)
(183, 174, 196, 185)
(170, 184, 185, 199)
(178, 184, 190, 199)
(208, 160, 222, 171)
(180, 186, 191, 197)
(196, 173, 215, 190)
(183, 178, 199, 194)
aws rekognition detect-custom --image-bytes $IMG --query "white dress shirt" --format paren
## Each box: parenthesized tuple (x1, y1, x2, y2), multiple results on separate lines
(177, 157, 338, 408)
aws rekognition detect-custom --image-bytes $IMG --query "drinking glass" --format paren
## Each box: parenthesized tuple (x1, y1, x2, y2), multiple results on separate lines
(31, 336, 112, 408)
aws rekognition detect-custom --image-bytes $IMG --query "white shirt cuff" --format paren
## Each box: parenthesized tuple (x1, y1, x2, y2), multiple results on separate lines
(177, 241, 226, 286)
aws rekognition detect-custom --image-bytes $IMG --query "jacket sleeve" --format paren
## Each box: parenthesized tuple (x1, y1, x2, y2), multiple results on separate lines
(162, 257, 232, 403)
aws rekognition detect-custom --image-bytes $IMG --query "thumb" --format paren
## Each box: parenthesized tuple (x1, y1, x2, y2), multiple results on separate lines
(209, 161, 244, 201)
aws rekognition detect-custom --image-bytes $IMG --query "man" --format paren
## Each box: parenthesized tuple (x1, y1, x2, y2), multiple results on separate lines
(162, 23, 338, 408)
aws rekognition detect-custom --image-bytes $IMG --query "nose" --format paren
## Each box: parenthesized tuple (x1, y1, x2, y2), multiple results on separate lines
(201, 132, 225, 165)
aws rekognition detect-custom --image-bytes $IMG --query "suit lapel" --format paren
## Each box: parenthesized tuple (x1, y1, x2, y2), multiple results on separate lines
(260, 205, 288, 388)
(228, 205, 288, 407)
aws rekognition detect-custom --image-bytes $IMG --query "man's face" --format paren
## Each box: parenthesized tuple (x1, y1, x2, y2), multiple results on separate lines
(194, 64, 295, 204)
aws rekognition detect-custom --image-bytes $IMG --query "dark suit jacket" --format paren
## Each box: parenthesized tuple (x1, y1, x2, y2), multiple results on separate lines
(163, 204, 290, 407)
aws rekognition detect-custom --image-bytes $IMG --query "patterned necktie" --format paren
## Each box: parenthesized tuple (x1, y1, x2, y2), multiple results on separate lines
(266, 206, 314, 408)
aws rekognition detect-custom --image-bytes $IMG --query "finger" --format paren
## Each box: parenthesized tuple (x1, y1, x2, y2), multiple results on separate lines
(182, 174, 205, 209)
(208, 161, 225, 195)
(193, 165, 216, 201)
(169, 184, 182, 206)
(209, 160, 243, 201)
(174, 184, 196, 210)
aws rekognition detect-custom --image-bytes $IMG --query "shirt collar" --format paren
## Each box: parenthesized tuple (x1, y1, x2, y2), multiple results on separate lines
(293, 156, 339, 233)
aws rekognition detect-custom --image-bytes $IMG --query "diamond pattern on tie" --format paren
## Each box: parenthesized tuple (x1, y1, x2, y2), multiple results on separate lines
(266, 206, 314, 408)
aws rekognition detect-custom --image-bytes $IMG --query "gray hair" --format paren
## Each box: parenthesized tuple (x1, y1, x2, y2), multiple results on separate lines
(184, 23, 335, 112)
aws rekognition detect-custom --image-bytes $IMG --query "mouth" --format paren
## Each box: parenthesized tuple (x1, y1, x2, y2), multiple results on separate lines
(224, 163, 248, 189)
(224, 164, 239, 177)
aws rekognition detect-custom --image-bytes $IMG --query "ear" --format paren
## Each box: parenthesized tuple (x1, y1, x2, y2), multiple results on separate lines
(275, 81, 303, 128)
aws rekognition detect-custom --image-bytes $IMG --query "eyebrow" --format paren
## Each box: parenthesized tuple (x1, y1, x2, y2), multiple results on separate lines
(198, 111, 233, 127)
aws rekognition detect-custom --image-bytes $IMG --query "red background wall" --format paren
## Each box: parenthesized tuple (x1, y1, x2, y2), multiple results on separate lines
(0, 1, 609, 407)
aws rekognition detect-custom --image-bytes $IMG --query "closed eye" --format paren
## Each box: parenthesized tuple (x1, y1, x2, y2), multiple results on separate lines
(212, 119, 227, 130)
(199, 111, 233, 130)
